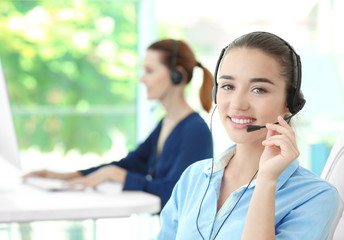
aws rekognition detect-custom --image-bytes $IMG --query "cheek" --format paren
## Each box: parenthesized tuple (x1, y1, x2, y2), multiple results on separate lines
(146, 75, 162, 88)
(272, 96, 288, 112)
(217, 100, 230, 123)
(155, 71, 170, 85)
(259, 99, 287, 120)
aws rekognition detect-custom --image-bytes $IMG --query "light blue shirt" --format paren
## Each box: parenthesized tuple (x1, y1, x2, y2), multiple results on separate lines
(157, 146, 339, 240)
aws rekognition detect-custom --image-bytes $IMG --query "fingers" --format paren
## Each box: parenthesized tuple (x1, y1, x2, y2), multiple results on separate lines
(66, 178, 88, 189)
(262, 116, 299, 160)
(265, 124, 276, 140)
(266, 116, 292, 134)
(66, 175, 98, 190)
(22, 170, 47, 179)
(265, 116, 295, 141)
(263, 134, 299, 156)
(22, 172, 35, 179)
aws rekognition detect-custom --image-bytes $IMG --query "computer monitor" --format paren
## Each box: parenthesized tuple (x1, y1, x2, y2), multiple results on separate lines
(0, 57, 21, 171)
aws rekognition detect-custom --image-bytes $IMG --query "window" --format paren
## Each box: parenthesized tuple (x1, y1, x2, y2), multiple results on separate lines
(0, 0, 140, 168)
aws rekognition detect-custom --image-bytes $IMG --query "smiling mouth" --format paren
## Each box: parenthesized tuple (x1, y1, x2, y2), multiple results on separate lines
(230, 117, 255, 124)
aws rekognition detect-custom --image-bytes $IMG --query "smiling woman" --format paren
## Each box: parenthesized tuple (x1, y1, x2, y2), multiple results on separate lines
(157, 31, 339, 240)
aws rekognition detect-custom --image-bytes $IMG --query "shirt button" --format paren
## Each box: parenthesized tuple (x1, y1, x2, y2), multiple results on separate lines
(145, 175, 153, 181)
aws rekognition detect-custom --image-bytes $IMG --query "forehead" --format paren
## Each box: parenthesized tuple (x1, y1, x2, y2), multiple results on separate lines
(219, 47, 283, 82)
(143, 49, 163, 64)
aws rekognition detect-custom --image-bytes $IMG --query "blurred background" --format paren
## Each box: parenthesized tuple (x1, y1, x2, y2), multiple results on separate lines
(0, 0, 343, 239)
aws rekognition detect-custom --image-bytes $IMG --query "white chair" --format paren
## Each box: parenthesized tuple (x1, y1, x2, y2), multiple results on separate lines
(321, 132, 344, 240)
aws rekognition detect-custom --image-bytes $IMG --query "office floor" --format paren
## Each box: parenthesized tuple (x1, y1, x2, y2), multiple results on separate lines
(0, 214, 160, 240)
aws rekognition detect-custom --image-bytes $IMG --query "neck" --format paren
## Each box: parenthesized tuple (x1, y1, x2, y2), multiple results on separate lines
(230, 142, 264, 175)
(160, 89, 193, 122)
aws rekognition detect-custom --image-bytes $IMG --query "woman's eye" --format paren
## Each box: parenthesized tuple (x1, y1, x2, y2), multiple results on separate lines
(252, 88, 267, 94)
(144, 68, 152, 74)
(221, 84, 233, 90)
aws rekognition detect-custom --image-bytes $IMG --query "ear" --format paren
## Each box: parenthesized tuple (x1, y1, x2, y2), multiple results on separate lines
(283, 103, 291, 117)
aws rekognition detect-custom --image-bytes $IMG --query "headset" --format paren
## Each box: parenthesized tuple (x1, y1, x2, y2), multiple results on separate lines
(171, 39, 183, 85)
(212, 32, 306, 116)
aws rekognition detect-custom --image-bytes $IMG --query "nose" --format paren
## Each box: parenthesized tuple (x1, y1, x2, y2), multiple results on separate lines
(230, 90, 249, 111)
(139, 74, 146, 84)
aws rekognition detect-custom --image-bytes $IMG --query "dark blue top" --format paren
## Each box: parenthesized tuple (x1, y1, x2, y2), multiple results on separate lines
(80, 112, 213, 208)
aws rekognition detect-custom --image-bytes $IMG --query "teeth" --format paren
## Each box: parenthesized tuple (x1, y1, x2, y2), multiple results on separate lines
(231, 118, 254, 124)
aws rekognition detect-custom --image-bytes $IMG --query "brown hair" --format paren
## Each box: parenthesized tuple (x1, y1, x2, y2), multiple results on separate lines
(148, 39, 213, 113)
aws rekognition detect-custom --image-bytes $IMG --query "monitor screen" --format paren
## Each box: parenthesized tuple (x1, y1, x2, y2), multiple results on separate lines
(0, 57, 21, 170)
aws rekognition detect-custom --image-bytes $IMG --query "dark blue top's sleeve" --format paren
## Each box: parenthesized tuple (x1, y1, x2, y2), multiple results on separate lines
(80, 113, 212, 208)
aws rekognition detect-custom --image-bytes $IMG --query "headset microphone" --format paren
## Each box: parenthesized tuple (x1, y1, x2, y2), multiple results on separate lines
(246, 114, 294, 132)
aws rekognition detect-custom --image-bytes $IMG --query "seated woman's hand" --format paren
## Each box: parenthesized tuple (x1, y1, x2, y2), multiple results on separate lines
(66, 165, 127, 190)
(22, 170, 80, 180)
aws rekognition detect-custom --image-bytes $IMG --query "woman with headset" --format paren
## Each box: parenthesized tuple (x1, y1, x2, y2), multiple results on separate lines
(157, 32, 339, 239)
(23, 39, 214, 209)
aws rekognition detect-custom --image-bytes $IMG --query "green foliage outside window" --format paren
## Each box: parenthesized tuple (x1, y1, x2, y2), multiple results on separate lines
(0, 0, 139, 155)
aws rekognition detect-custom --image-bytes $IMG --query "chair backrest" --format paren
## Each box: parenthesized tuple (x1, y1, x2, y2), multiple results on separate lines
(321, 132, 344, 240)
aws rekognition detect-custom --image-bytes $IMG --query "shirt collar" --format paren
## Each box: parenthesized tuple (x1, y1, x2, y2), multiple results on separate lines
(204, 145, 299, 189)
(204, 145, 236, 176)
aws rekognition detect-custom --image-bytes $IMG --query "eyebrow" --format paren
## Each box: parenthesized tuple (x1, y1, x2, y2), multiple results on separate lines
(219, 75, 275, 85)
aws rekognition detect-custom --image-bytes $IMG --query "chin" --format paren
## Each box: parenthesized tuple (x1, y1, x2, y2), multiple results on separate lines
(146, 94, 155, 100)
(226, 128, 266, 145)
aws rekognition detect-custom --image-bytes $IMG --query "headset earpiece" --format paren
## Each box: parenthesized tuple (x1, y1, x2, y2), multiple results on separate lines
(171, 69, 183, 85)
(171, 40, 183, 85)
(285, 47, 306, 114)
(287, 88, 306, 114)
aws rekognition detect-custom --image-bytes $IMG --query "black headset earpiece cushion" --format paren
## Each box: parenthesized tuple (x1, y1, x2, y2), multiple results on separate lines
(287, 89, 306, 114)
(171, 70, 183, 85)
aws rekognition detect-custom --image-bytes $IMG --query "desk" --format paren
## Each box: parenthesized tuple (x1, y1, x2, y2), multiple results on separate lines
(0, 183, 161, 223)
(0, 158, 161, 239)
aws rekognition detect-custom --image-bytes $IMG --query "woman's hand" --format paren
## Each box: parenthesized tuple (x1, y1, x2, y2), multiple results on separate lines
(22, 170, 81, 180)
(259, 116, 300, 181)
(66, 165, 127, 190)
